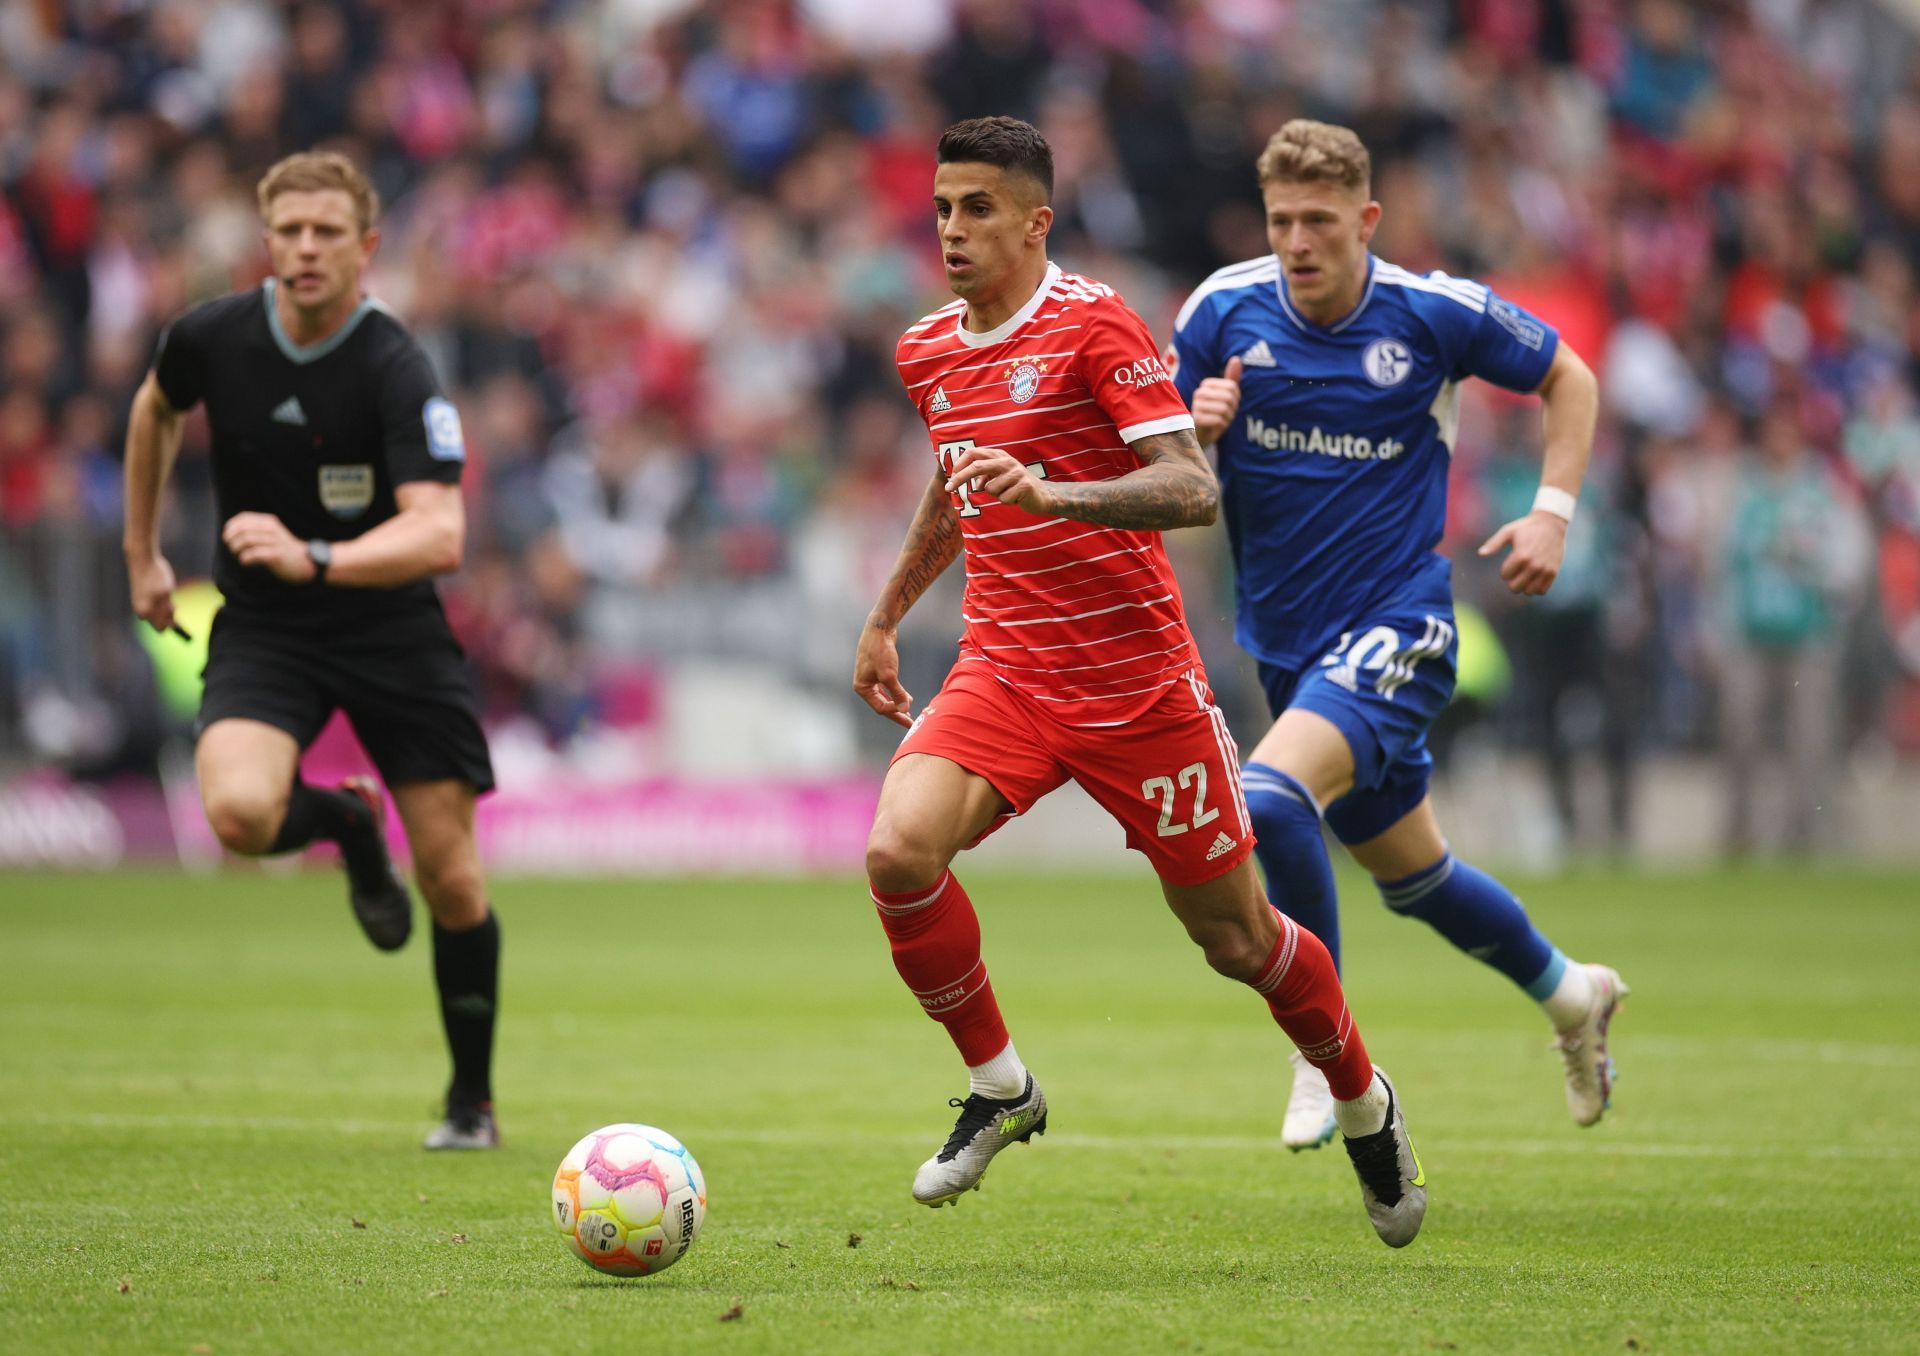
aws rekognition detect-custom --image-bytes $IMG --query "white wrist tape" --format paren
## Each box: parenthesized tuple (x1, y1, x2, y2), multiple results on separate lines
(1532, 486, 1577, 523)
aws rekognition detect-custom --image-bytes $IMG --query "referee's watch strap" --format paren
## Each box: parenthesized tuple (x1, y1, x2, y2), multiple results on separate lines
(306, 538, 332, 584)
(1531, 486, 1577, 524)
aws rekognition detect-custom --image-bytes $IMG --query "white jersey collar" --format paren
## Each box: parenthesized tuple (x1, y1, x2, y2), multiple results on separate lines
(1276, 253, 1378, 336)
(954, 261, 1062, 348)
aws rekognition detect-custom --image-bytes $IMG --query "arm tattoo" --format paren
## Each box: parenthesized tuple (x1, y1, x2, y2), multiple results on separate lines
(1042, 428, 1219, 530)
(870, 471, 962, 628)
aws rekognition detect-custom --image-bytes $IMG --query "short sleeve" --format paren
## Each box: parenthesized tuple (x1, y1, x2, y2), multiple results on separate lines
(1170, 294, 1220, 410)
(1076, 300, 1195, 444)
(152, 306, 215, 411)
(381, 348, 465, 486)
(1452, 287, 1559, 393)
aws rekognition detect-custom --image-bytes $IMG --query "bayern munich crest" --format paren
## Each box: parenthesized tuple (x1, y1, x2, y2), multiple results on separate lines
(1006, 360, 1047, 403)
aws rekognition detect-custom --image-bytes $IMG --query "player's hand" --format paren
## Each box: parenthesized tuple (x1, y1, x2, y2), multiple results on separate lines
(126, 552, 178, 633)
(944, 444, 1053, 516)
(854, 619, 914, 727)
(221, 512, 317, 584)
(1190, 355, 1243, 447)
(1478, 509, 1567, 596)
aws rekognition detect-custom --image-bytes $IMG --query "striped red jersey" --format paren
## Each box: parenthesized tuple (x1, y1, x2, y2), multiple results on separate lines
(897, 262, 1204, 726)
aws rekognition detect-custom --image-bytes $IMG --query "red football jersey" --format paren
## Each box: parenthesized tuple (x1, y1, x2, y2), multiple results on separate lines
(896, 263, 1204, 727)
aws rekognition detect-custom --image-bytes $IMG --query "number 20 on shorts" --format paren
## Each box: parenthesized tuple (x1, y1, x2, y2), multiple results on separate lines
(1140, 762, 1220, 838)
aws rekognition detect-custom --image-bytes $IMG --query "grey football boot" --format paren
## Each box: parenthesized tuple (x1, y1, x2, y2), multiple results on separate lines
(1340, 1067, 1426, 1248)
(912, 1075, 1048, 1206)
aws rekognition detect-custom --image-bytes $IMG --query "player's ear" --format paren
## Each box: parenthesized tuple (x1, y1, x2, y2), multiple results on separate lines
(1027, 203, 1053, 245)
(1357, 199, 1382, 244)
(361, 226, 382, 264)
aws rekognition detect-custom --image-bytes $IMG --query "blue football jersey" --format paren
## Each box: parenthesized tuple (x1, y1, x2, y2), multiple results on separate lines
(1172, 253, 1559, 667)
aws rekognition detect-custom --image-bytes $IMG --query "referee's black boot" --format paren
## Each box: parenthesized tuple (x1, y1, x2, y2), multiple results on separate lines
(339, 776, 413, 951)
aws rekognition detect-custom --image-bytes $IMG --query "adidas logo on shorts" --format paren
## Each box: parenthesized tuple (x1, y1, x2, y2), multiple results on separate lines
(929, 385, 952, 413)
(1205, 831, 1238, 861)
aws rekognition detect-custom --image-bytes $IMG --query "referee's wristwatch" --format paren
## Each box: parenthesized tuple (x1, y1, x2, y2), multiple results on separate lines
(306, 538, 332, 585)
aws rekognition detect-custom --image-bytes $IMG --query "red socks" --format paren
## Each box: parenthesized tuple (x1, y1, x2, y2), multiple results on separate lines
(871, 870, 1010, 1065)
(1250, 910, 1373, 1100)
(873, 875, 1367, 1102)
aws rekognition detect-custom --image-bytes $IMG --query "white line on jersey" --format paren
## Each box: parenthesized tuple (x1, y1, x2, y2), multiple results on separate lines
(963, 595, 1173, 628)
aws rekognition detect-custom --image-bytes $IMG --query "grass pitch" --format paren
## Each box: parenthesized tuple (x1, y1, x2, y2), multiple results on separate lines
(2, 864, 1916, 1354)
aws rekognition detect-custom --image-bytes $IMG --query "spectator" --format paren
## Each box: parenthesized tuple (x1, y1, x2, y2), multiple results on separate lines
(1718, 398, 1871, 854)
(0, 0, 1910, 862)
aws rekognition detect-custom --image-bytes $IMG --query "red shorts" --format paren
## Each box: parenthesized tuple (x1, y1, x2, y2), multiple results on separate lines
(892, 661, 1256, 885)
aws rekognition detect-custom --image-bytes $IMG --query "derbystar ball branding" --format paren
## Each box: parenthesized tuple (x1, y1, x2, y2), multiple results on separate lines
(1244, 415, 1407, 462)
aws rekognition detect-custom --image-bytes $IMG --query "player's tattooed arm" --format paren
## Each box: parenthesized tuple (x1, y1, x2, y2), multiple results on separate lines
(1043, 428, 1220, 530)
(869, 469, 962, 630)
(856, 470, 959, 726)
(943, 430, 1219, 530)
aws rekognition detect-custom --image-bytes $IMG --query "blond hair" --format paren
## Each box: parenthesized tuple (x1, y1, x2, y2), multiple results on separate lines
(256, 151, 380, 233)
(1256, 120, 1371, 194)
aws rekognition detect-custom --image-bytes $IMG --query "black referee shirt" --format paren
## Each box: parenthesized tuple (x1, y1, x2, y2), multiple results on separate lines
(153, 281, 465, 630)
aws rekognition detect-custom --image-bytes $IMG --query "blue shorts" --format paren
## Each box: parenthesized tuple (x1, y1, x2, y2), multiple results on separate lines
(1256, 583, 1458, 847)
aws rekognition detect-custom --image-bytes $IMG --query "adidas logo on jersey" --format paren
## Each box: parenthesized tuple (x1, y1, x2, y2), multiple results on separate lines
(1205, 831, 1238, 861)
(272, 396, 308, 426)
(928, 386, 952, 413)
(1240, 340, 1277, 368)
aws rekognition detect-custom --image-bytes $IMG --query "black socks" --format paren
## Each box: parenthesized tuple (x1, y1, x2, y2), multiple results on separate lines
(267, 780, 369, 854)
(433, 911, 500, 1105)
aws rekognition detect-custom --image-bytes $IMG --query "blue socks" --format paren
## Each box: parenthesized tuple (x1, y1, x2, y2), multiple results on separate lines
(1242, 763, 1343, 971)
(1242, 760, 1567, 1001)
(1376, 852, 1565, 996)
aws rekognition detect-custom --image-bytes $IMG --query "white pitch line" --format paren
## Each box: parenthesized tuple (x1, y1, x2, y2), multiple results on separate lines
(0, 1112, 1893, 1162)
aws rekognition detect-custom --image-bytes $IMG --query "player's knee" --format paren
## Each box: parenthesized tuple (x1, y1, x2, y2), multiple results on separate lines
(1195, 926, 1269, 983)
(864, 822, 947, 895)
(415, 854, 486, 923)
(203, 787, 283, 855)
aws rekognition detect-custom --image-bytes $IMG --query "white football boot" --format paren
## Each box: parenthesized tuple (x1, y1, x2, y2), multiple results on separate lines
(1340, 1068, 1426, 1248)
(1554, 963, 1630, 1127)
(423, 1098, 498, 1150)
(1282, 1050, 1338, 1151)
(911, 1075, 1047, 1206)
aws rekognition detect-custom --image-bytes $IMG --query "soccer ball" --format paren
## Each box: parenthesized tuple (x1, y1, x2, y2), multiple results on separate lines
(550, 1123, 707, 1276)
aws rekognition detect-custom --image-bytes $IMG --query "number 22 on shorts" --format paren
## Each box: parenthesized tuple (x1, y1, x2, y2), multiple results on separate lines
(1140, 762, 1221, 838)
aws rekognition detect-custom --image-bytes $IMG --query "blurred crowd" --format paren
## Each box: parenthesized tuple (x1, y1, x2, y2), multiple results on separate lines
(3, 0, 1919, 857)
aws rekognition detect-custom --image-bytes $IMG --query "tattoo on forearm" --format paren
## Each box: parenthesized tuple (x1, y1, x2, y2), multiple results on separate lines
(875, 474, 962, 624)
(1044, 429, 1219, 530)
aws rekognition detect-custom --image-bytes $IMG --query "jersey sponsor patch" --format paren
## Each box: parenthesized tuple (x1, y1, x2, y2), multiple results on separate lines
(318, 464, 375, 518)
(1111, 354, 1172, 388)
(1362, 338, 1413, 387)
(423, 396, 466, 461)
(1488, 297, 1547, 350)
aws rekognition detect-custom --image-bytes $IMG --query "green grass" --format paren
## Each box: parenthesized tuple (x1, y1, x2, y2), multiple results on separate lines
(2, 865, 1916, 1354)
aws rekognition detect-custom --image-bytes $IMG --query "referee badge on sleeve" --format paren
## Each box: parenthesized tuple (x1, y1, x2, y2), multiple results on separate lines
(318, 465, 375, 518)
(424, 396, 466, 462)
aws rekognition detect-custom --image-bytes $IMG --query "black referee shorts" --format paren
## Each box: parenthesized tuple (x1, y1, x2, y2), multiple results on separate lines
(196, 607, 496, 795)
